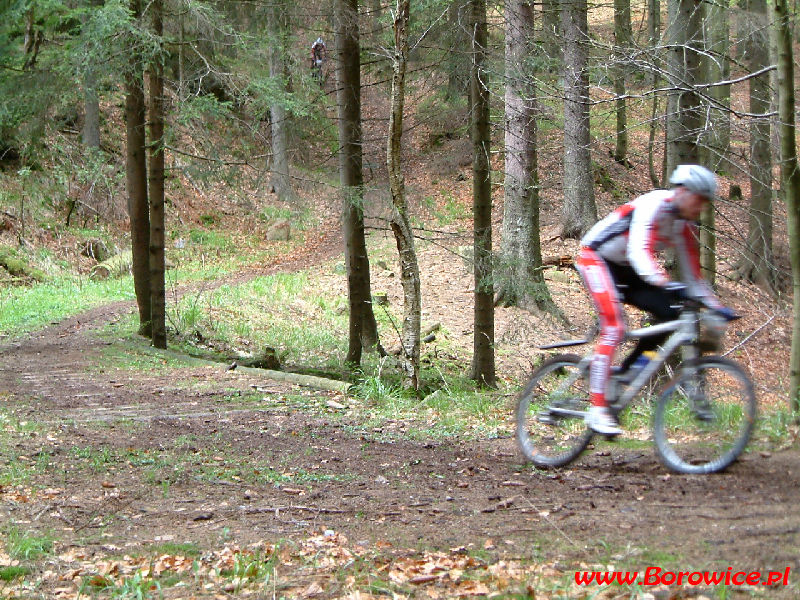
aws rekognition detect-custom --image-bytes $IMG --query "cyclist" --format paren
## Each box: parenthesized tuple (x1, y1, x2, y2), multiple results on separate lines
(575, 164, 737, 435)
(310, 37, 326, 82)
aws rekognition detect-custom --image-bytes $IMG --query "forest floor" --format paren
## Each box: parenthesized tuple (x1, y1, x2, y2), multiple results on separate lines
(2, 199, 800, 599)
(2, 71, 800, 600)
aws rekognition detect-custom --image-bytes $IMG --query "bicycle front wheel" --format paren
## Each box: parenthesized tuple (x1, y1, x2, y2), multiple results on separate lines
(654, 356, 756, 474)
(516, 354, 593, 468)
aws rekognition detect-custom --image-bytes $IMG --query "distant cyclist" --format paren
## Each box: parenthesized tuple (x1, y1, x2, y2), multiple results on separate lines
(575, 165, 738, 436)
(310, 37, 326, 83)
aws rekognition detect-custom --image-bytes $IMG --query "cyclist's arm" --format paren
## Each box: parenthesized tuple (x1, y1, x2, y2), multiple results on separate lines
(674, 220, 722, 309)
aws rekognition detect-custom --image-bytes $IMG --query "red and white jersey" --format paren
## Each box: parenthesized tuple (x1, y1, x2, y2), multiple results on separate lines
(580, 190, 718, 305)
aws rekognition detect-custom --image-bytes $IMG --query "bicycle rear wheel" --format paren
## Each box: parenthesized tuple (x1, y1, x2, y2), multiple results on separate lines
(653, 356, 756, 474)
(516, 354, 593, 468)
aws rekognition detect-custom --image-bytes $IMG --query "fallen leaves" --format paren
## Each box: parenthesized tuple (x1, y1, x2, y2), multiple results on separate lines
(0, 528, 565, 599)
(1, 485, 63, 503)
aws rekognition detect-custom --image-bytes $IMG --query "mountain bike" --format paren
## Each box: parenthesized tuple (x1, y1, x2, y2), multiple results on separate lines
(311, 58, 326, 86)
(515, 300, 756, 474)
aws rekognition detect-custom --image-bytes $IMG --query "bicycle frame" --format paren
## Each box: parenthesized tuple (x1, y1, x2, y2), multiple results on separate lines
(612, 307, 700, 410)
(548, 306, 702, 419)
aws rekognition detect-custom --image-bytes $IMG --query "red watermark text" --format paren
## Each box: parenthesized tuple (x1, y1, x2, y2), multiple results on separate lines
(575, 566, 791, 587)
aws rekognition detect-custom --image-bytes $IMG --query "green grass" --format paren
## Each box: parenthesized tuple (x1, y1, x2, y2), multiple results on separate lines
(0, 565, 29, 581)
(4, 526, 54, 561)
(0, 275, 135, 339)
(78, 570, 162, 599)
(193, 457, 350, 486)
(0, 411, 47, 485)
(0, 219, 304, 342)
(149, 542, 202, 558)
(259, 204, 315, 231)
(70, 445, 120, 472)
(64, 440, 351, 489)
(346, 372, 512, 441)
(93, 338, 196, 372)
(0, 410, 43, 435)
(420, 191, 471, 226)
(753, 405, 796, 447)
(227, 549, 279, 591)
(187, 228, 231, 250)
(166, 270, 350, 371)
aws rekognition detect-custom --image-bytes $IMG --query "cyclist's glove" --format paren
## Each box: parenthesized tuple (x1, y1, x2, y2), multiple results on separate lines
(664, 282, 693, 301)
(714, 306, 740, 322)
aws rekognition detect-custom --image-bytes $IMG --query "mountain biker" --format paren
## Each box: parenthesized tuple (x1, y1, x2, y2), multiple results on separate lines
(575, 164, 738, 436)
(310, 37, 326, 80)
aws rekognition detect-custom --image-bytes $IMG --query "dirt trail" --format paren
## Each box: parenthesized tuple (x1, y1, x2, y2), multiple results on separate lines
(1, 234, 799, 598)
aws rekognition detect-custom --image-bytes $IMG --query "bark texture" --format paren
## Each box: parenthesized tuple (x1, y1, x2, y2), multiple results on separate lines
(561, 0, 597, 239)
(269, 0, 293, 202)
(387, 0, 421, 389)
(775, 0, 800, 413)
(149, 0, 166, 349)
(469, 0, 495, 386)
(735, 0, 774, 289)
(83, 70, 101, 149)
(335, 0, 380, 365)
(665, 0, 703, 169)
(445, 0, 470, 99)
(706, 0, 731, 168)
(647, 0, 661, 187)
(613, 0, 631, 164)
(498, 0, 556, 314)
(125, 0, 151, 336)
(541, 0, 561, 71)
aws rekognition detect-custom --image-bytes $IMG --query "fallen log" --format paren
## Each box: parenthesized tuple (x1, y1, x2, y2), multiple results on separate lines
(90, 250, 133, 280)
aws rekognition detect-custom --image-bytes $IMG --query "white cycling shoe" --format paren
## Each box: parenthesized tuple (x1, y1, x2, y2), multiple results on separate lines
(585, 405, 622, 436)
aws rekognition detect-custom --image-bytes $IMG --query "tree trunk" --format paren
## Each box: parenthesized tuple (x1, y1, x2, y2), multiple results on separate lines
(81, 4, 101, 150)
(735, 0, 773, 289)
(696, 0, 715, 284)
(665, 0, 711, 280)
(23, 8, 42, 71)
(561, 0, 597, 239)
(178, 17, 186, 101)
(665, 0, 703, 169)
(706, 0, 731, 169)
(498, 0, 557, 314)
(269, 0, 293, 202)
(647, 0, 662, 187)
(445, 0, 470, 99)
(775, 0, 800, 414)
(125, 0, 151, 336)
(541, 0, 561, 72)
(469, 0, 495, 387)
(149, 0, 166, 349)
(613, 0, 631, 164)
(387, 0, 421, 390)
(335, 0, 380, 365)
(83, 72, 101, 150)
(664, 0, 680, 178)
(699, 202, 715, 285)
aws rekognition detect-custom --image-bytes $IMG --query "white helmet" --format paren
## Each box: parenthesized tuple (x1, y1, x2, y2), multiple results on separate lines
(669, 164, 717, 199)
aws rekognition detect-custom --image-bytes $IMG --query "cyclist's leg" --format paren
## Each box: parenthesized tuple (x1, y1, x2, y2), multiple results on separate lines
(576, 248, 625, 408)
(607, 263, 680, 370)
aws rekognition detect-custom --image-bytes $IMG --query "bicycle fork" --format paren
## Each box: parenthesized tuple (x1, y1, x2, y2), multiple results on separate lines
(539, 356, 593, 422)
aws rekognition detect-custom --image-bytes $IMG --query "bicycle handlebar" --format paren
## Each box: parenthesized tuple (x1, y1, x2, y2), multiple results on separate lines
(680, 297, 740, 322)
